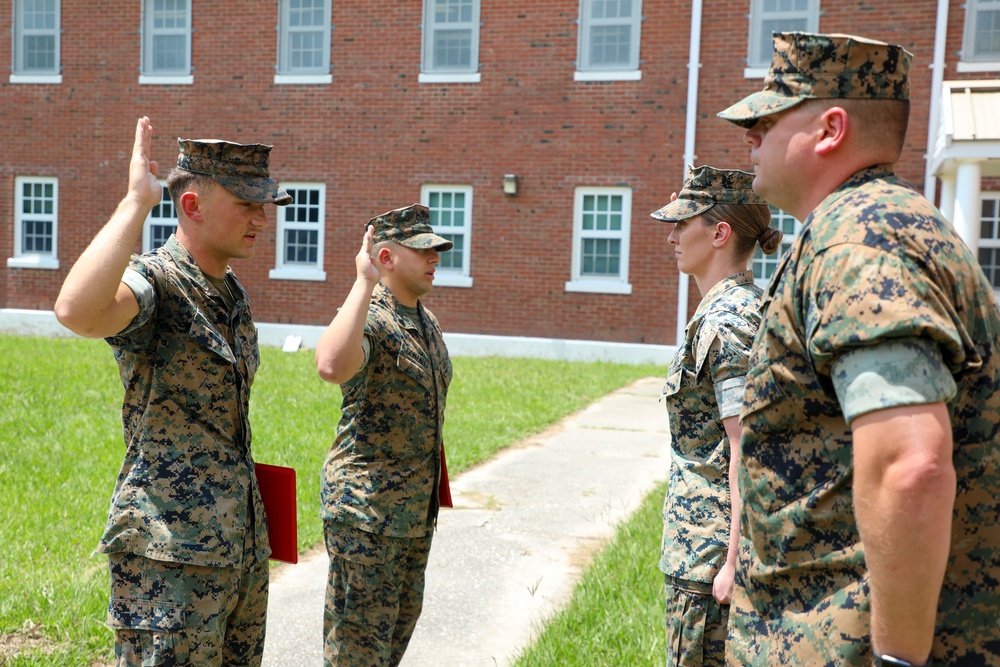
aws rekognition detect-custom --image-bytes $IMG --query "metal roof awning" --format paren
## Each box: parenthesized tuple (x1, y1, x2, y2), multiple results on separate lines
(930, 79, 1000, 179)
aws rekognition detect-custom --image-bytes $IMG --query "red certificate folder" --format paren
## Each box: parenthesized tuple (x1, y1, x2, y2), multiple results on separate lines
(439, 444, 453, 508)
(255, 463, 298, 564)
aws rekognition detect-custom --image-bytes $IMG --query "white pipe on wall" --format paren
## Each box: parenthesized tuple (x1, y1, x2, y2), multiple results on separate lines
(923, 0, 949, 204)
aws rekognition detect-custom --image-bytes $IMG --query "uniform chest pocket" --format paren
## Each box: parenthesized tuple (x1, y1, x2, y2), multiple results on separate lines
(661, 366, 724, 455)
(396, 341, 433, 391)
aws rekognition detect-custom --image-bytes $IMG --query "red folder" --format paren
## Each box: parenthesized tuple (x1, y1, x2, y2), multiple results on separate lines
(255, 463, 298, 564)
(439, 444, 453, 508)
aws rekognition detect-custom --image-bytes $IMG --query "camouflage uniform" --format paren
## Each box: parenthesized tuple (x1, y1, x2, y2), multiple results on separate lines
(652, 167, 769, 667)
(322, 205, 452, 667)
(719, 32, 1000, 666)
(101, 139, 290, 667)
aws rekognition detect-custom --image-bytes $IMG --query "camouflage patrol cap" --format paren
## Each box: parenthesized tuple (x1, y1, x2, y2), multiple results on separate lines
(176, 139, 292, 205)
(370, 204, 453, 251)
(651, 165, 765, 222)
(718, 32, 912, 129)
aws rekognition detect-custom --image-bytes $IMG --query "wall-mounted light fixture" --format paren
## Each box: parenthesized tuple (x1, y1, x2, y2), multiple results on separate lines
(502, 174, 519, 195)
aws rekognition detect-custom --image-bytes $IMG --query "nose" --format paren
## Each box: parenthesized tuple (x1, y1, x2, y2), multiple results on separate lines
(743, 125, 761, 147)
(252, 204, 271, 229)
(666, 226, 679, 245)
(428, 249, 440, 265)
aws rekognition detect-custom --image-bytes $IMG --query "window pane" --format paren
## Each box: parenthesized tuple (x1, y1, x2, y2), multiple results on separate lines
(976, 9, 1000, 57)
(433, 30, 472, 68)
(582, 238, 621, 277)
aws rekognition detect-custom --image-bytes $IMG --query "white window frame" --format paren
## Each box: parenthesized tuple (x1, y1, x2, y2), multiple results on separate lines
(143, 183, 178, 252)
(419, 0, 482, 84)
(744, 0, 820, 78)
(9, 176, 59, 270)
(565, 186, 632, 294)
(421, 184, 474, 288)
(139, 0, 193, 85)
(574, 0, 643, 81)
(11, 0, 62, 84)
(269, 182, 327, 281)
(978, 193, 1000, 293)
(751, 206, 801, 289)
(959, 0, 1000, 72)
(275, 0, 333, 85)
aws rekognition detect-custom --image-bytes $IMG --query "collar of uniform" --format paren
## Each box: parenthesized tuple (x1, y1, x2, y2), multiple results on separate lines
(701, 270, 756, 304)
(373, 282, 424, 331)
(160, 235, 246, 302)
(809, 163, 896, 225)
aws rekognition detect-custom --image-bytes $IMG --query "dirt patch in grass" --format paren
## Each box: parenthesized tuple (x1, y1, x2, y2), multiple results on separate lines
(0, 620, 56, 664)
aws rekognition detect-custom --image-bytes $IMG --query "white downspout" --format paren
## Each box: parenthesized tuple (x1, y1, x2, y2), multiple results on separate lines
(923, 0, 949, 203)
(676, 0, 704, 345)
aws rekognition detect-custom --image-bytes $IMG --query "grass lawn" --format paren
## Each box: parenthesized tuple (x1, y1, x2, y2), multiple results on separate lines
(0, 333, 664, 666)
(512, 480, 667, 667)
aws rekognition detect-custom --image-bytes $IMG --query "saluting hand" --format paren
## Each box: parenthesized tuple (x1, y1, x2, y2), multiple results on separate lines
(357, 224, 380, 285)
(128, 116, 162, 208)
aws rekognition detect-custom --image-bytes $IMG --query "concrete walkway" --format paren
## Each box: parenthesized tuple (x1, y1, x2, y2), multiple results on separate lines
(262, 376, 670, 667)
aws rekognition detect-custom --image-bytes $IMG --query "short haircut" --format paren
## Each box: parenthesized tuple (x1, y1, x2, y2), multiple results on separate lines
(809, 98, 910, 161)
(165, 169, 217, 211)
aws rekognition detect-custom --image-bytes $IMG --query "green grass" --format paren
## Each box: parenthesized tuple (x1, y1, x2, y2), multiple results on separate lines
(0, 333, 663, 666)
(512, 480, 668, 667)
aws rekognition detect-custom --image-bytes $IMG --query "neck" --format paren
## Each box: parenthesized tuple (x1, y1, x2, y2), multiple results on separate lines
(692, 261, 747, 297)
(175, 228, 229, 278)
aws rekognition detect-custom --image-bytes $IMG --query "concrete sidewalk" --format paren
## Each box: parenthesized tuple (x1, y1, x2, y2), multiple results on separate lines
(262, 376, 670, 667)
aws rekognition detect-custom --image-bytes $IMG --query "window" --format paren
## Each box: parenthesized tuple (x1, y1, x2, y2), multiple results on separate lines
(978, 194, 1000, 289)
(747, 0, 819, 72)
(962, 0, 1000, 65)
(751, 206, 801, 288)
(575, 0, 643, 81)
(566, 187, 632, 294)
(422, 185, 473, 288)
(276, 0, 332, 83)
(143, 184, 177, 252)
(11, 0, 61, 83)
(270, 184, 327, 281)
(420, 0, 481, 83)
(9, 177, 59, 269)
(140, 0, 192, 84)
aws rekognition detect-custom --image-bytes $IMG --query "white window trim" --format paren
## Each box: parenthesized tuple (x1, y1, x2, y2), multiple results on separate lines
(421, 0, 481, 76)
(746, 0, 819, 70)
(12, 0, 61, 79)
(142, 182, 177, 252)
(980, 192, 1000, 296)
(9, 176, 59, 270)
(269, 182, 327, 282)
(752, 207, 801, 289)
(743, 66, 768, 79)
(140, 0, 193, 81)
(276, 0, 332, 78)
(961, 0, 1000, 64)
(421, 184, 474, 288)
(575, 0, 643, 76)
(565, 186, 633, 295)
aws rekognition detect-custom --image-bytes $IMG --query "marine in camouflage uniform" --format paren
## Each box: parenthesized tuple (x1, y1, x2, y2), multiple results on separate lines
(316, 204, 453, 667)
(719, 32, 1000, 666)
(651, 167, 779, 667)
(55, 118, 291, 666)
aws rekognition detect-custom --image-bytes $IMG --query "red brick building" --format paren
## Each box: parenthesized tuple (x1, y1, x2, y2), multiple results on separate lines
(3, 1, 998, 348)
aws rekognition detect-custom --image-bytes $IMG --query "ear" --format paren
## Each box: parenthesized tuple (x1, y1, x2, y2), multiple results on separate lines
(178, 191, 202, 222)
(815, 105, 849, 156)
(712, 221, 734, 248)
(376, 245, 395, 271)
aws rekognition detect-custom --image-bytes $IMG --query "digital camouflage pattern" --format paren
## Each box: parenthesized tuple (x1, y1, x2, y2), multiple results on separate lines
(322, 281, 451, 665)
(104, 235, 270, 568)
(718, 32, 912, 128)
(665, 577, 728, 667)
(732, 166, 1000, 665)
(660, 270, 762, 585)
(176, 138, 292, 205)
(369, 203, 454, 251)
(651, 166, 765, 223)
(323, 526, 433, 667)
(107, 532, 269, 666)
(322, 281, 452, 536)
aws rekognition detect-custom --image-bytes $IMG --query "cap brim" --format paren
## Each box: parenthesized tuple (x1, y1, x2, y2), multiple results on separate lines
(220, 178, 293, 206)
(717, 90, 806, 129)
(650, 199, 714, 223)
(394, 233, 454, 251)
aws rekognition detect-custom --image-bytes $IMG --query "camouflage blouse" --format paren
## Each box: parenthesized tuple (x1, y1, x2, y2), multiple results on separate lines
(659, 270, 762, 584)
(734, 166, 1000, 665)
(322, 283, 452, 538)
(102, 235, 269, 567)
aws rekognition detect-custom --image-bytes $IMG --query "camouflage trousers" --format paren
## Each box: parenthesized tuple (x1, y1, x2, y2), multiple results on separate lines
(106, 540, 268, 667)
(665, 575, 728, 667)
(323, 521, 433, 667)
